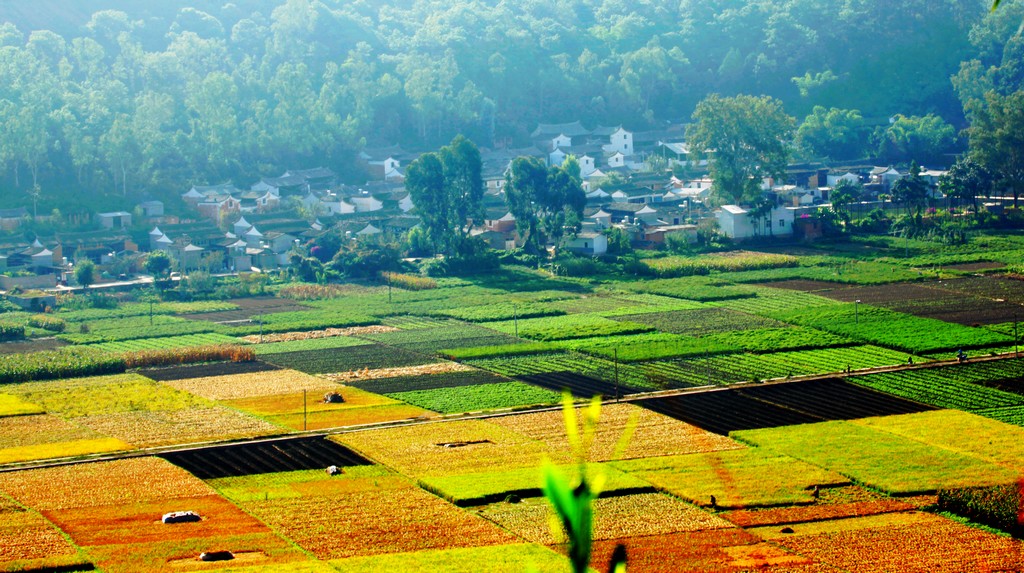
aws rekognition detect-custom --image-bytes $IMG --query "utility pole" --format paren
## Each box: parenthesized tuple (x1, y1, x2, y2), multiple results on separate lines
(513, 303, 518, 338)
(387, 272, 392, 304)
(303, 389, 307, 431)
(614, 348, 620, 402)
(259, 311, 264, 343)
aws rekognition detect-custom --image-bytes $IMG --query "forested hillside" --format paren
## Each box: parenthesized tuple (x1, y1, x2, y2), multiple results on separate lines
(0, 0, 1020, 210)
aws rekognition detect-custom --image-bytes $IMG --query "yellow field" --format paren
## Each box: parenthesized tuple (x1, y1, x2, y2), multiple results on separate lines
(479, 493, 733, 545)
(0, 494, 81, 564)
(84, 532, 309, 573)
(162, 369, 339, 401)
(334, 420, 552, 477)
(0, 394, 43, 417)
(225, 385, 399, 416)
(0, 457, 215, 510)
(0, 437, 130, 465)
(268, 404, 432, 431)
(489, 402, 744, 461)
(0, 414, 101, 449)
(5, 373, 211, 417)
(77, 408, 279, 448)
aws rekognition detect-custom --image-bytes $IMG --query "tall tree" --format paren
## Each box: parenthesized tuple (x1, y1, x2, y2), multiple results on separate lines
(404, 152, 447, 254)
(504, 156, 585, 254)
(505, 156, 549, 254)
(686, 94, 795, 206)
(439, 134, 484, 247)
(969, 90, 1024, 207)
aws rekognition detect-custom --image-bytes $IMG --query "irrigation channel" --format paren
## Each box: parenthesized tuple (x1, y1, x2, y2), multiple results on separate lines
(0, 352, 1015, 476)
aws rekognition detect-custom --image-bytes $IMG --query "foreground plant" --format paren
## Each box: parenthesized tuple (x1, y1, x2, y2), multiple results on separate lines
(542, 392, 631, 573)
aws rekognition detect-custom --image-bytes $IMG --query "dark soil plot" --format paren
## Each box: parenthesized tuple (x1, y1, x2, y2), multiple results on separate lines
(160, 436, 372, 479)
(612, 308, 790, 336)
(820, 282, 1017, 326)
(263, 343, 435, 374)
(933, 276, 1024, 305)
(736, 378, 935, 420)
(140, 359, 280, 381)
(0, 338, 68, 355)
(352, 369, 511, 394)
(517, 371, 645, 399)
(181, 296, 312, 323)
(637, 390, 821, 435)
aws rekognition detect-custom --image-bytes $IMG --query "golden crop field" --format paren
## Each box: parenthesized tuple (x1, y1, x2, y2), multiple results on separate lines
(0, 494, 82, 564)
(324, 361, 475, 383)
(268, 404, 432, 431)
(239, 475, 517, 560)
(334, 419, 553, 477)
(478, 493, 733, 545)
(224, 385, 399, 416)
(83, 532, 309, 573)
(0, 457, 215, 510)
(0, 393, 43, 417)
(77, 407, 279, 448)
(4, 373, 211, 417)
(752, 512, 1024, 572)
(162, 369, 339, 401)
(0, 413, 102, 449)
(489, 402, 744, 461)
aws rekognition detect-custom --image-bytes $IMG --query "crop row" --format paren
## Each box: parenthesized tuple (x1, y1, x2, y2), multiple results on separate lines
(553, 332, 738, 362)
(641, 251, 799, 277)
(263, 343, 436, 374)
(386, 382, 562, 414)
(706, 286, 841, 315)
(487, 314, 654, 342)
(226, 309, 379, 335)
(251, 335, 371, 356)
(467, 353, 653, 389)
(87, 333, 242, 354)
(850, 369, 1024, 411)
(612, 307, 790, 336)
(639, 346, 917, 387)
(56, 300, 238, 322)
(625, 277, 756, 302)
(0, 346, 125, 384)
(361, 323, 521, 353)
(59, 319, 220, 344)
(432, 301, 565, 322)
(353, 369, 510, 394)
(772, 304, 1013, 354)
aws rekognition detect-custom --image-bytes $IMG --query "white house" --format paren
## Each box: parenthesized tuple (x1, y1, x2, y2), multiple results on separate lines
(596, 126, 633, 156)
(827, 172, 861, 187)
(565, 232, 608, 256)
(350, 195, 384, 213)
(716, 205, 796, 239)
(321, 195, 356, 215)
(579, 154, 596, 176)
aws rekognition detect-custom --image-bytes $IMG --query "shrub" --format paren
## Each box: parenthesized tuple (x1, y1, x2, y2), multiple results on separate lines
(938, 483, 1022, 535)
(28, 314, 67, 332)
(123, 344, 256, 369)
(0, 322, 25, 341)
(382, 271, 438, 290)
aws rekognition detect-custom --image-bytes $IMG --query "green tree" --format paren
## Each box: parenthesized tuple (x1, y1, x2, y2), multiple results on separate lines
(830, 179, 862, 226)
(405, 152, 449, 256)
(504, 156, 585, 254)
(968, 90, 1024, 207)
(686, 94, 795, 206)
(144, 250, 172, 278)
(939, 156, 993, 211)
(75, 260, 95, 289)
(439, 134, 484, 249)
(505, 156, 550, 254)
(874, 114, 956, 164)
(891, 162, 930, 217)
(796, 106, 867, 160)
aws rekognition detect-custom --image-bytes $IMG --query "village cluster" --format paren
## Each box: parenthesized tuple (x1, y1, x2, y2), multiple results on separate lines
(0, 121, 949, 291)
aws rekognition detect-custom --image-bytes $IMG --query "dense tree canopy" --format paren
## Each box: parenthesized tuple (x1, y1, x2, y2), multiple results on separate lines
(0, 0, 1009, 212)
(405, 135, 484, 256)
(686, 94, 795, 206)
(505, 156, 586, 254)
(968, 90, 1024, 207)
